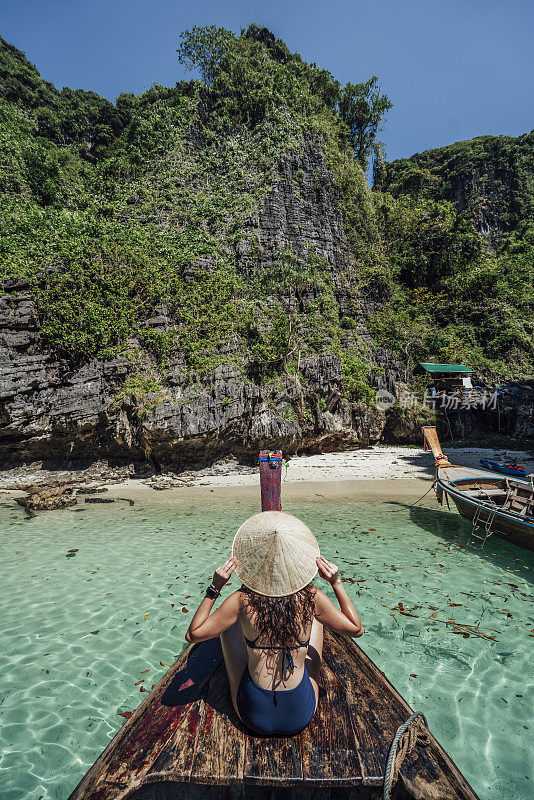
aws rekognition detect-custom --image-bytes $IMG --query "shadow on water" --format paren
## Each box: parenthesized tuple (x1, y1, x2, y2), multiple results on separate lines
(383, 500, 534, 585)
(130, 783, 411, 800)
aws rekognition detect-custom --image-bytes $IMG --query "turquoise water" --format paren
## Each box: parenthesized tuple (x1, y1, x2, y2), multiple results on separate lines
(0, 491, 532, 800)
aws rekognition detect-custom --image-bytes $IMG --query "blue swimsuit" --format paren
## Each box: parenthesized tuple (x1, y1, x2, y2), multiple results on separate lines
(236, 634, 317, 736)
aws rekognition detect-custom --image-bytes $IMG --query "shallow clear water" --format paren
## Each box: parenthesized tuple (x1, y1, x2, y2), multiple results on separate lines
(0, 491, 532, 800)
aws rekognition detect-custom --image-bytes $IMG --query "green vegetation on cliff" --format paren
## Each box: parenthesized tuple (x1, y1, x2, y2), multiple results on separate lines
(379, 132, 534, 250)
(0, 25, 390, 397)
(375, 133, 533, 375)
(0, 25, 532, 412)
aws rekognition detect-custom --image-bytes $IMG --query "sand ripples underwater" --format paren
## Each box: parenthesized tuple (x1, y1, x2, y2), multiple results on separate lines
(0, 492, 532, 799)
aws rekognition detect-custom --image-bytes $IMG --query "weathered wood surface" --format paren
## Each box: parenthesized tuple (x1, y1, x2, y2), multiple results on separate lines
(67, 631, 479, 800)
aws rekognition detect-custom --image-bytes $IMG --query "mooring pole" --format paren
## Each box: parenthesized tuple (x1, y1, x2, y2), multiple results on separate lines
(259, 450, 282, 511)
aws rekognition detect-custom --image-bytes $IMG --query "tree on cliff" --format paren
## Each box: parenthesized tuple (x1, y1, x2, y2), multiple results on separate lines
(339, 77, 392, 170)
(177, 25, 235, 85)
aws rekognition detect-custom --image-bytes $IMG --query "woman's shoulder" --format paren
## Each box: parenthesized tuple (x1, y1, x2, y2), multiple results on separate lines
(313, 587, 333, 608)
(231, 587, 249, 612)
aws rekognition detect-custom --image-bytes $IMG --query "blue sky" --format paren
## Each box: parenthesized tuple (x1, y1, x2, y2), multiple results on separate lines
(2, 0, 533, 161)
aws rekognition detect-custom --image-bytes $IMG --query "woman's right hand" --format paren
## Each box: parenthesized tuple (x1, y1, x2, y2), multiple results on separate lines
(212, 556, 238, 592)
(316, 555, 340, 586)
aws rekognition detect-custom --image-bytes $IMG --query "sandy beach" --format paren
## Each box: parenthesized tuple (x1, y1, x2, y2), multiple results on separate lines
(183, 444, 533, 486)
(1, 443, 532, 505)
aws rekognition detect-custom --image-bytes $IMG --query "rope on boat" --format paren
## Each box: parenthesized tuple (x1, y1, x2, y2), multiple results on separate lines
(386, 480, 437, 511)
(383, 712, 430, 800)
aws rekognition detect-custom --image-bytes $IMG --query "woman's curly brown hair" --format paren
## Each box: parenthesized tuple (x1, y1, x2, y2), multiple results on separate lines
(241, 584, 316, 650)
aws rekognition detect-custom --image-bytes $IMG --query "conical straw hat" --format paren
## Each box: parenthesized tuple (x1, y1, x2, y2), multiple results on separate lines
(232, 511, 320, 597)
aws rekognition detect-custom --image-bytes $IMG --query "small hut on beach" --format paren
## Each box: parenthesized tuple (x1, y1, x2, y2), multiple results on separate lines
(417, 363, 474, 393)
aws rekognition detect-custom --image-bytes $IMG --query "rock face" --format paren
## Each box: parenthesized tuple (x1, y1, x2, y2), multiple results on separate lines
(254, 143, 349, 274)
(2, 140, 528, 470)
(4, 142, 533, 472)
(0, 146, 396, 469)
(382, 132, 534, 246)
(0, 177, 531, 470)
(0, 279, 386, 467)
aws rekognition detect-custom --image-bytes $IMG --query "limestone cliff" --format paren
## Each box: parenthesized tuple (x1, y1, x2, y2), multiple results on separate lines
(0, 28, 531, 471)
(0, 143, 397, 467)
(380, 131, 534, 248)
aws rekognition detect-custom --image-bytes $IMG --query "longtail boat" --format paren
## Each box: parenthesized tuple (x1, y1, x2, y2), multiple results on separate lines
(68, 449, 480, 800)
(423, 426, 534, 551)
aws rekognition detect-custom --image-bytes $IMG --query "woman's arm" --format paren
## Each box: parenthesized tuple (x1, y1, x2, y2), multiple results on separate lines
(186, 556, 241, 643)
(314, 555, 363, 637)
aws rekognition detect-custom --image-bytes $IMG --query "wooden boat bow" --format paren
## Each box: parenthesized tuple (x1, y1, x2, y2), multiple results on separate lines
(67, 627, 479, 799)
(67, 448, 480, 799)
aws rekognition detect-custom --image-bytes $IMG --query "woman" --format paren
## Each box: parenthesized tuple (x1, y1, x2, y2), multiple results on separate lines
(186, 511, 363, 737)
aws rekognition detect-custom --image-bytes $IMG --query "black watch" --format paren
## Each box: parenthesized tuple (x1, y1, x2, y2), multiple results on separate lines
(205, 584, 221, 599)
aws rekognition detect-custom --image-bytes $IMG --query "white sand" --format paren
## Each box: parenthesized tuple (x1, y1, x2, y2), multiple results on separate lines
(1, 445, 531, 505)
(96, 444, 533, 505)
(173, 444, 533, 488)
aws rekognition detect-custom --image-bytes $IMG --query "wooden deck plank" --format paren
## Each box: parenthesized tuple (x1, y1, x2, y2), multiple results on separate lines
(324, 633, 478, 799)
(401, 740, 478, 800)
(301, 657, 363, 785)
(244, 736, 303, 786)
(244, 730, 303, 786)
(147, 698, 205, 783)
(189, 662, 247, 784)
(323, 633, 407, 783)
(68, 632, 479, 799)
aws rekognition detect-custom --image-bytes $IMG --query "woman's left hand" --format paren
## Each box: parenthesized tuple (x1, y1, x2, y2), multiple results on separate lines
(212, 556, 238, 592)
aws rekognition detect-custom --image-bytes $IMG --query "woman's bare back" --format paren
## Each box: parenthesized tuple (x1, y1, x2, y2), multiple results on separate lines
(238, 601, 312, 690)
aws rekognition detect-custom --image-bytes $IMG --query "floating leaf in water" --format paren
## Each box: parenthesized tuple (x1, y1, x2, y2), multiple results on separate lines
(118, 711, 133, 718)
(160, 662, 170, 667)
(90, 630, 99, 635)
(143, 613, 151, 621)
(182, 608, 188, 613)
(141, 669, 150, 674)
(410, 674, 417, 677)
(135, 680, 144, 685)
(140, 686, 146, 692)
